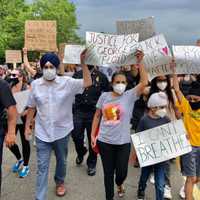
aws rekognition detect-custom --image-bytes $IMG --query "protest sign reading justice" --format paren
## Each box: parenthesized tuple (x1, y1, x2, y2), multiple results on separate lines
(116, 17, 156, 41)
(137, 34, 172, 79)
(172, 46, 200, 74)
(131, 120, 192, 167)
(25, 20, 57, 52)
(85, 32, 139, 67)
(63, 45, 85, 64)
(5, 50, 22, 64)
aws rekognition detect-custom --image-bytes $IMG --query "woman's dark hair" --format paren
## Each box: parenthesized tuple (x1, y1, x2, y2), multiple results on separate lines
(111, 71, 127, 83)
(148, 75, 174, 104)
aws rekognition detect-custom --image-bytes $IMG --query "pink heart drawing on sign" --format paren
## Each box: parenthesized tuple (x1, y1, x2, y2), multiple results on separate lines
(162, 47, 168, 55)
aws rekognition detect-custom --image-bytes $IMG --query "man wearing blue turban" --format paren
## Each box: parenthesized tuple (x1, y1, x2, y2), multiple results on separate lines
(24, 50, 92, 200)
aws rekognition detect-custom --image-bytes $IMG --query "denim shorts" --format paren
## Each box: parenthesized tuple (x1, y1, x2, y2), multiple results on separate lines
(181, 146, 200, 177)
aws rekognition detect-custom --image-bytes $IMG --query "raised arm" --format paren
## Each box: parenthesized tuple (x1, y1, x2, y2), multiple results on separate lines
(170, 60, 183, 104)
(134, 50, 148, 96)
(23, 48, 37, 77)
(80, 49, 92, 88)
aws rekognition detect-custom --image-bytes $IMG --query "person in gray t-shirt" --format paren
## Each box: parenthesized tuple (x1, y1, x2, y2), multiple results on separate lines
(91, 50, 148, 200)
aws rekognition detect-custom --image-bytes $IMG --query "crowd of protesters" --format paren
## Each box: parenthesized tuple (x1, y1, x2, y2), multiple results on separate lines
(0, 40, 199, 200)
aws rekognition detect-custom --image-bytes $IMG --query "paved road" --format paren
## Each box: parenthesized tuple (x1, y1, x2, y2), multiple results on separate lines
(1, 138, 198, 200)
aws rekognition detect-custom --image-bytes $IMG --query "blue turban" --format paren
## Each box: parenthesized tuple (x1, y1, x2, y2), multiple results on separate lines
(40, 53, 60, 69)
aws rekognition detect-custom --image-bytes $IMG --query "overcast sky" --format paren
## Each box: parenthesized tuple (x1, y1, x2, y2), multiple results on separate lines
(70, 0, 200, 45)
(27, 0, 200, 45)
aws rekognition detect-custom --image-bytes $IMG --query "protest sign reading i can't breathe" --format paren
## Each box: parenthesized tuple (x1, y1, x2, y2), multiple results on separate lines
(172, 46, 200, 74)
(131, 120, 192, 167)
(85, 32, 139, 67)
(63, 45, 85, 64)
(137, 34, 172, 79)
(116, 16, 156, 41)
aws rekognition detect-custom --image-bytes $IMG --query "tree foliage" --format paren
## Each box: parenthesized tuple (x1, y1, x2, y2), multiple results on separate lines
(0, 0, 81, 63)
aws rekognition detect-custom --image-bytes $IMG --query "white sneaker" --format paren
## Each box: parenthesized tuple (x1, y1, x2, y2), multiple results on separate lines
(179, 186, 185, 199)
(164, 185, 172, 199)
(150, 174, 155, 184)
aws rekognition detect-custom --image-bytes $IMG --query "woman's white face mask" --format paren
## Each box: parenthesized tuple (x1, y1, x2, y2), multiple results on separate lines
(43, 68, 57, 81)
(113, 83, 126, 95)
(157, 81, 168, 91)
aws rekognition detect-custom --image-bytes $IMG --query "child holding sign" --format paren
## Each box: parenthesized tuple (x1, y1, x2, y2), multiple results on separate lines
(136, 92, 171, 200)
(171, 62, 200, 200)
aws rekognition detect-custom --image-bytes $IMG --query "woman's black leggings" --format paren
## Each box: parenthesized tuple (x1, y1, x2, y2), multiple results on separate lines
(9, 123, 30, 166)
(97, 140, 131, 200)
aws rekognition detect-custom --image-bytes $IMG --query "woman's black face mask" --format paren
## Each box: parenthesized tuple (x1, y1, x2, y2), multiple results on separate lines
(189, 101, 200, 110)
(6, 77, 19, 88)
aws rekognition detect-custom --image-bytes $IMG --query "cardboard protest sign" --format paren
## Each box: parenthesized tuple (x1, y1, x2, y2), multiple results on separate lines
(63, 45, 85, 64)
(131, 120, 192, 167)
(14, 90, 30, 114)
(137, 34, 172, 79)
(25, 20, 57, 52)
(172, 46, 200, 74)
(116, 16, 156, 41)
(85, 32, 139, 67)
(5, 50, 22, 64)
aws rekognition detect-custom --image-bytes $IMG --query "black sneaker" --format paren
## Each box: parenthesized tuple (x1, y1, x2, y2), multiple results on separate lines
(87, 167, 96, 176)
(137, 190, 145, 200)
(75, 148, 88, 165)
(76, 156, 84, 165)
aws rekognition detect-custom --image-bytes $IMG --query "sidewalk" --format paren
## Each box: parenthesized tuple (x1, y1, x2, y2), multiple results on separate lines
(1, 138, 191, 200)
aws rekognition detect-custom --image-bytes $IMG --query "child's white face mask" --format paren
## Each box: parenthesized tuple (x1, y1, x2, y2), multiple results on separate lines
(155, 108, 167, 118)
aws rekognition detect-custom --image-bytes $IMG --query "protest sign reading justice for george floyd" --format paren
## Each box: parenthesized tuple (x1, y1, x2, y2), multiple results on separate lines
(137, 34, 172, 79)
(172, 46, 200, 74)
(116, 16, 156, 41)
(5, 50, 22, 64)
(25, 20, 57, 52)
(85, 32, 139, 67)
(131, 120, 192, 167)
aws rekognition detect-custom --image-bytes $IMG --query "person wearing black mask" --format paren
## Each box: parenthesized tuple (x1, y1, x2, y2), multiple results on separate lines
(172, 65, 200, 200)
(72, 65, 109, 176)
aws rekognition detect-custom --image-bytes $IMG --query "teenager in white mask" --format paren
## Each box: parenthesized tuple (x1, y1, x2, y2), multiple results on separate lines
(91, 50, 148, 200)
(149, 75, 179, 119)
